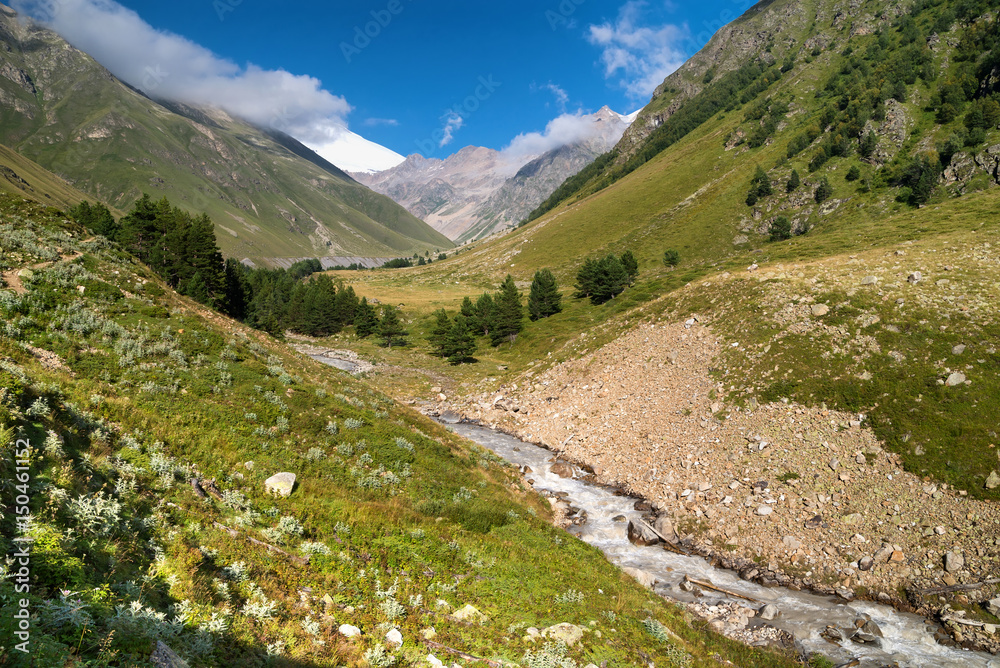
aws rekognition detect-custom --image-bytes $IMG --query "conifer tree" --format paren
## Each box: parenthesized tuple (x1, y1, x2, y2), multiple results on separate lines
(354, 297, 380, 338)
(474, 293, 496, 337)
(428, 308, 452, 356)
(787, 169, 801, 192)
(528, 269, 562, 321)
(491, 275, 524, 346)
(378, 305, 409, 348)
(620, 250, 639, 284)
(444, 316, 477, 364)
(460, 296, 477, 331)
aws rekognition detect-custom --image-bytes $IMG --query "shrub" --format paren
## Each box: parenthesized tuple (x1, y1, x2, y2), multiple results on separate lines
(769, 216, 792, 241)
(662, 249, 681, 267)
(814, 177, 834, 203)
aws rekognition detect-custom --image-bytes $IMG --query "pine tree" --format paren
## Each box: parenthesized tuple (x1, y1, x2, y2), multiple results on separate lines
(574, 258, 599, 299)
(528, 269, 562, 321)
(443, 316, 477, 364)
(428, 308, 452, 356)
(769, 216, 792, 241)
(490, 275, 524, 346)
(474, 293, 496, 337)
(460, 296, 477, 331)
(814, 176, 833, 204)
(378, 305, 409, 348)
(619, 250, 639, 284)
(354, 297, 379, 338)
(787, 169, 801, 192)
(334, 285, 359, 327)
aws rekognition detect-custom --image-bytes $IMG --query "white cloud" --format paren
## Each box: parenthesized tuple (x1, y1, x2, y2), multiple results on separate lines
(501, 110, 625, 166)
(587, 1, 688, 101)
(439, 113, 464, 148)
(12, 0, 353, 146)
(363, 118, 399, 127)
(544, 83, 569, 112)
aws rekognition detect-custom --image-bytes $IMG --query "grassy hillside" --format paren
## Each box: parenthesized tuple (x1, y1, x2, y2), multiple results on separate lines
(0, 143, 100, 213)
(0, 193, 800, 667)
(315, 0, 1000, 502)
(0, 6, 451, 264)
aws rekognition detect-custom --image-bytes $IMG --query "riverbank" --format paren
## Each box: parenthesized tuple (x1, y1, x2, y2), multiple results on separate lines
(433, 319, 1000, 654)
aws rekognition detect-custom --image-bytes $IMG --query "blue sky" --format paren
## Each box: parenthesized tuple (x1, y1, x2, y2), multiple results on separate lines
(13, 0, 758, 162)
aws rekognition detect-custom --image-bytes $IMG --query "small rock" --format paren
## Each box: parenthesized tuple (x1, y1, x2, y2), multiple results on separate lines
(829, 458, 840, 471)
(952, 344, 966, 355)
(945, 372, 967, 387)
(781, 536, 803, 551)
(758, 604, 779, 621)
(944, 550, 965, 573)
(427, 654, 444, 668)
(542, 623, 584, 646)
(811, 304, 830, 316)
(859, 556, 874, 571)
(889, 550, 905, 563)
(339, 624, 362, 637)
(986, 597, 1000, 616)
(421, 627, 438, 640)
(861, 276, 879, 286)
(757, 505, 773, 517)
(385, 628, 403, 647)
(431, 386, 442, 394)
(450, 604, 488, 624)
(855, 453, 866, 465)
(986, 471, 1000, 490)
(654, 515, 677, 540)
(264, 472, 296, 497)
(907, 272, 922, 284)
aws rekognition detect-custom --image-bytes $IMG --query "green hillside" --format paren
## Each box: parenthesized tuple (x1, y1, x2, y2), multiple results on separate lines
(0, 143, 99, 213)
(324, 0, 1000, 500)
(0, 6, 452, 264)
(0, 192, 799, 667)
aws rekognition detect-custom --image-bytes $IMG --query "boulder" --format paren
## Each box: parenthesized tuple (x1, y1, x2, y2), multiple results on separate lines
(339, 624, 361, 637)
(811, 304, 830, 317)
(944, 550, 965, 573)
(542, 623, 584, 646)
(986, 471, 1000, 490)
(907, 272, 922, 284)
(627, 519, 660, 546)
(150, 641, 189, 668)
(623, 567, 657, 589)
(549, 461, 574, 478)
(986, 597, 1000, 617)
(758, 604, 779, 621)
(654, 515, 677, 541)
(385, 628, 403, 647)
(264, 472, 296, 497)
(450, 604, 488, 624)
(945, 372, 967, 387)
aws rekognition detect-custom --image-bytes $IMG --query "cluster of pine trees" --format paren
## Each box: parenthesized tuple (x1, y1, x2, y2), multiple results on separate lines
(355, 300, 410, 348)
(71, 195, 225, 308)
(70, 195, 367, 340)
(457, 275, 526, 347)
(574, 251, 639, 305)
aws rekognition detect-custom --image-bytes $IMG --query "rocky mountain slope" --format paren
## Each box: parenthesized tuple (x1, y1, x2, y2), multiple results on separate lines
(0, 4, 451, 265)
(354, 107, 633, 243)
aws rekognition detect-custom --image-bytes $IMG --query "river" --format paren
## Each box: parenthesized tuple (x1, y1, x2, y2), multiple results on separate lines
(442, 418, 998, 668)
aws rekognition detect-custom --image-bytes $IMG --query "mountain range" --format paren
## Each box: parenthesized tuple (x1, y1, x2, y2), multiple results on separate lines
(0, 3, 451, 265)
(352, 107, 636, 243)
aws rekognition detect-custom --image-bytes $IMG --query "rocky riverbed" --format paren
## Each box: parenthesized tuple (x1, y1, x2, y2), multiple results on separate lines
(435, 320, 1000, 654)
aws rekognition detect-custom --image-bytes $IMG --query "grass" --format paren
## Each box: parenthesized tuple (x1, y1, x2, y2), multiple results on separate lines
(0, 193, 801, 667)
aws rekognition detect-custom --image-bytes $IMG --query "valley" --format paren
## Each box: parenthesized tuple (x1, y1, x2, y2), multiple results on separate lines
(2, 0, 1000, 666)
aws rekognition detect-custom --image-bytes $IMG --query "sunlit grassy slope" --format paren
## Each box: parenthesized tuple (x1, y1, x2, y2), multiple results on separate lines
(0, 193, 799, 667)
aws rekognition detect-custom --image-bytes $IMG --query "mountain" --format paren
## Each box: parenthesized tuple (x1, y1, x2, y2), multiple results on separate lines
(416, 0, 1000, 505)
(311, 127, 406, 174)
(0, 4, 451, 264)
(353, 107, 634, 243)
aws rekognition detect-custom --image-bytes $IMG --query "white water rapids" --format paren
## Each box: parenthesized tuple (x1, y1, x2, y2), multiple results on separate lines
(442, 418, 998, 668)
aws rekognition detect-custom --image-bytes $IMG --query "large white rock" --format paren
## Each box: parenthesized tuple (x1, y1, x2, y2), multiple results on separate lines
(623, 567, 657, 589)
(265, 472, 296, 497)
(385, 628, 403, 647)
(338, 623, 361, 637)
